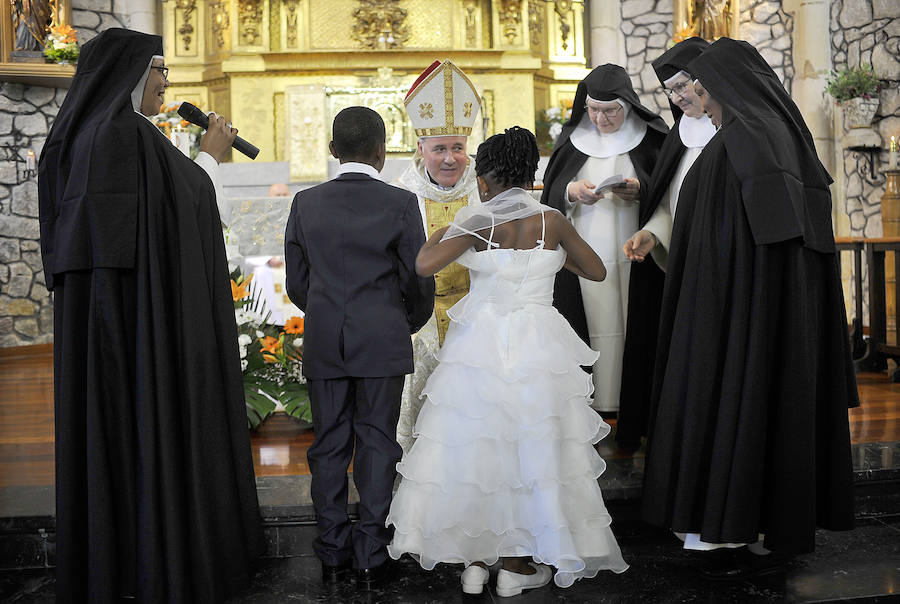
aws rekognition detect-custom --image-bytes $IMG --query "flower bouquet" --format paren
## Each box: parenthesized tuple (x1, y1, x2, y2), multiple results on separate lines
(151, 102, 204, 159)
(43, 24, 79, 64)
(535, 103, 572, 154)
(232, 268, 311, 429)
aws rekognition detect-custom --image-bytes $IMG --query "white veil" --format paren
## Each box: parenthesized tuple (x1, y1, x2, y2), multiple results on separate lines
(440, 187, 550, 244)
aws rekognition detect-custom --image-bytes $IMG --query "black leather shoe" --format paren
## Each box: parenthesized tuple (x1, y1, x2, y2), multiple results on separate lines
(356, 559, 395, 589)
(322, 561, 351, 584)
(701, 549, 790, 580)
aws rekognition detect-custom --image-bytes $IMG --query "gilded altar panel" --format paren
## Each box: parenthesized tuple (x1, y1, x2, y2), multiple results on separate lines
(286, 85, 329, 182)
(308, 0, 454, 49)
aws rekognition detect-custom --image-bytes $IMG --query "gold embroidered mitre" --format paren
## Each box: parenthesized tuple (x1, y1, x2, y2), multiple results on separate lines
(405, 59, 482, 138)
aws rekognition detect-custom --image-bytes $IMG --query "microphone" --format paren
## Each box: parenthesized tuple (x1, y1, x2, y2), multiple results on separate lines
(177, 102, 260, 160)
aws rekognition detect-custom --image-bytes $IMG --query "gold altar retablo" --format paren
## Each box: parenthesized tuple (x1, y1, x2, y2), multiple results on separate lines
(161, 0, 590, 175)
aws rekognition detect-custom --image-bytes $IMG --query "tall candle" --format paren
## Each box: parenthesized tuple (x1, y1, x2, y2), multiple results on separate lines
(26, 149, 35, 171)
(891, 136, 897, 170)
(889, 136, 897, 170)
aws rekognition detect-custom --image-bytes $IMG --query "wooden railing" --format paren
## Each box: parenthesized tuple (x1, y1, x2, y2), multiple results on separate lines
(835, 236, 900, 380)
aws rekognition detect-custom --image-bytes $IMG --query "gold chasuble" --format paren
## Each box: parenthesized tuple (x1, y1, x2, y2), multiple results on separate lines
(425, 195, 471, 343)
(396, 58, 482, 454)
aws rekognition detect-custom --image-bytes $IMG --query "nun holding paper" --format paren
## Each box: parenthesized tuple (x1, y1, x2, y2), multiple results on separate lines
(540, 64, 668, 414)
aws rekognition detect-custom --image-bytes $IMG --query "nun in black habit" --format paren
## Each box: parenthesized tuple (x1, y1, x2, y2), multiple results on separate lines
(39, 29, 261, 602)
(641, 38, 857, 571)
(540, 64, 668, 414)
(616, 37, 717, 449)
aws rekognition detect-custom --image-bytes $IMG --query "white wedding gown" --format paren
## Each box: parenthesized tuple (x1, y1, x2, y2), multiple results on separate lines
(387, 215, 628, 588)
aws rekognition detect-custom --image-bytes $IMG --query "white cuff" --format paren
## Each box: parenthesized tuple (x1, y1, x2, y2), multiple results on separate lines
(194, 151, 231, 225)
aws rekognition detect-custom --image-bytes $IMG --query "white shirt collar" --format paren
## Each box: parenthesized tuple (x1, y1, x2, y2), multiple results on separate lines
(336, 161, 381, 180)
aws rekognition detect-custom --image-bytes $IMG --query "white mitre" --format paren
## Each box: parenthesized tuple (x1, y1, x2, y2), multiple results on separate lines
(405, 58, 481, 138)
(396, 59, 482, 216)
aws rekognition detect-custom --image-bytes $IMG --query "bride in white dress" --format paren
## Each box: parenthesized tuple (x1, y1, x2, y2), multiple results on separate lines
(387, 128, 628, 597)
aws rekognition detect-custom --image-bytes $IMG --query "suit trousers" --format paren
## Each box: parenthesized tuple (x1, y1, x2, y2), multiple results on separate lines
(306, 375, 405, 569)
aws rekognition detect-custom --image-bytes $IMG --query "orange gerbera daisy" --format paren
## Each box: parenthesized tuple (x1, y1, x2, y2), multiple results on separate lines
(284, 316, 304, 335)
(231, 274, 253, 301)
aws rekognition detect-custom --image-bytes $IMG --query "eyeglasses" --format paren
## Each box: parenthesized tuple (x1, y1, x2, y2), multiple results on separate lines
(151, 65, 169, 79)
(584, 104, 622, 119)
(664, 80, 691, 99)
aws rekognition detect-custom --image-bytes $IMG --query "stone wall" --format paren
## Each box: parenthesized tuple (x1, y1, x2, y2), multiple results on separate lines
(619, 0, 794, 124)
(0, 1, 128, 347)
(832, 0, 900, 240)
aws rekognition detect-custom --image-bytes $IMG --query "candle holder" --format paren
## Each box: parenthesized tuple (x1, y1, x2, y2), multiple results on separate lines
(0, 142, 37, 183)
(847, 144, 880, 179)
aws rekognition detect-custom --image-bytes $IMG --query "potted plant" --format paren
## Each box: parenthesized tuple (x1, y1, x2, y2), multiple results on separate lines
(825, 65, 882, 129)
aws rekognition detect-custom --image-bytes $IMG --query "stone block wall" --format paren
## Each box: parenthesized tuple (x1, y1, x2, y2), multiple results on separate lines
(619, 0, 794, 124)
(0, 1, 128, 347)
(832, 0, 900, 240)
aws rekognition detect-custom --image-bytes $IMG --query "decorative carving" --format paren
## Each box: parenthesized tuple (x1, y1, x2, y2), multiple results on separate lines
(463, 0, 478, 47)
(498, 0, 521, 44)
(284, 0, 301, 48)
(239, 0, 264, 46)
(528, 0, 543, 47)
(174, 0, 197, 52)
(209, 0, 230, 49)
(553, 0, 572, 51)
(351, 0, 409, 49)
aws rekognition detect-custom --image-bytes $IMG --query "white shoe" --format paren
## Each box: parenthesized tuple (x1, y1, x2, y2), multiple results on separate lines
(496, 563, 553, 597)
(460, 565, 490, 595)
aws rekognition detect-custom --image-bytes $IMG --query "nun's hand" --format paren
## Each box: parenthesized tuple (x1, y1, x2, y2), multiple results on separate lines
(567, 179, 603, 205)
(611, 177, 640, 202)
(623, 229, 657, 262)
(199, 112, 238, 163)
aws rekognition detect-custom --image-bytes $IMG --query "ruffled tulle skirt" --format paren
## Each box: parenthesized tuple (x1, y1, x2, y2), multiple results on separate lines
(387, 302, 629, 588)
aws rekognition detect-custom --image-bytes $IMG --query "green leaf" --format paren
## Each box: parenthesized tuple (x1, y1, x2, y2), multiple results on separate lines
(245, 381, 276, 429)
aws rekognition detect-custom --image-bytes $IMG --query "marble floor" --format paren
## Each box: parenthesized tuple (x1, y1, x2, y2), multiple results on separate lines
(2, 514, 898, 603)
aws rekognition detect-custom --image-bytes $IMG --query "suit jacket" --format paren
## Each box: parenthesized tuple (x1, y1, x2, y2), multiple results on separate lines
(285, 173, 435, 379)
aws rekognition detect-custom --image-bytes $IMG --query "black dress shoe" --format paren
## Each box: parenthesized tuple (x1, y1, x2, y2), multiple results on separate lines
(356, 559, 395, 589)
(322, 561, 351, 584)
(701, 548, 790, 580)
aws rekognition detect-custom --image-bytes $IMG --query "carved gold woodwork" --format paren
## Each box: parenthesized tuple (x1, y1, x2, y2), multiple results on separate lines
(239, 0, 264, 46)
(498, 0, 522, 44)
(673, 0, 740, 41)
(210, 0, 230, 49)
(528, 0, 543, 47)
(463, 0, 478, 47)
(158, 0, 588, 166)
(173, 0, 198, 53)
(351, 0, 409, 49)
(284, 0, 301, 48)
(553, 0, 572, 51)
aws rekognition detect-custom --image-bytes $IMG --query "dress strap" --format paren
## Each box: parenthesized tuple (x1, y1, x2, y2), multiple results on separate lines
(535, 210, 546, 249)
(486, 215, 499, 248)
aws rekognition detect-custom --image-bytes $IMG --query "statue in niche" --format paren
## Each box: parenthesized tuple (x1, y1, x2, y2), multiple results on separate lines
(686, 0, 733, 41)
(12, 0, 53, 51)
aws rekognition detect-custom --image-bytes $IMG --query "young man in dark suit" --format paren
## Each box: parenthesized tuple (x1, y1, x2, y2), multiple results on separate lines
(284, 106, 435, 587)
